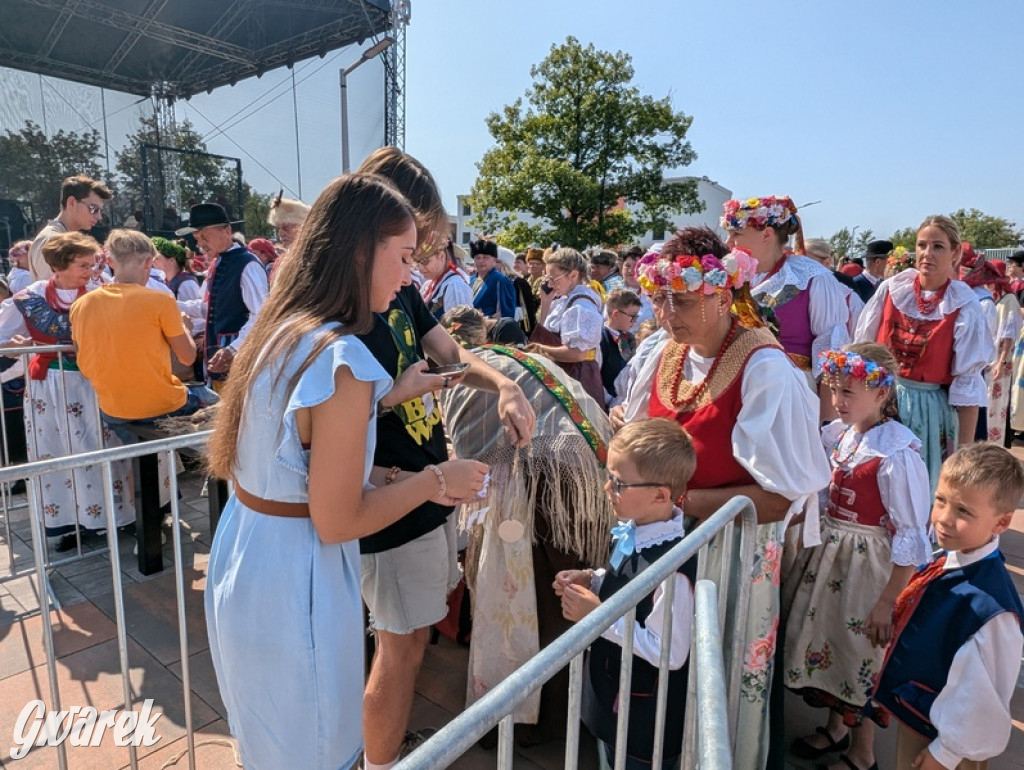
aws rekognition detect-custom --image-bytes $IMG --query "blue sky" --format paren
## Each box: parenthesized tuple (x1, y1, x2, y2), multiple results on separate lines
(5, 0, 1023, 241)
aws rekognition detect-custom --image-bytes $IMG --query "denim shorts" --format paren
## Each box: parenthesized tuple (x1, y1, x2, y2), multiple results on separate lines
(360, 515, 459, 634)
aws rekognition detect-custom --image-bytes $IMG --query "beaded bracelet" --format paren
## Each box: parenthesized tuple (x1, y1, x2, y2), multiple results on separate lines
(426, 464, 446, 497)
(384, 466, 401, 486)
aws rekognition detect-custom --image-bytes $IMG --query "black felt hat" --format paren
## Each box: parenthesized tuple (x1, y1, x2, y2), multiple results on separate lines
(176, 203, 231, 235)
(864, 240, 894, 260)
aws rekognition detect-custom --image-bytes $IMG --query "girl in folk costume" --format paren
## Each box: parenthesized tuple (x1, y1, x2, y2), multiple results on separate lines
(855, 216, 992, 494)
(784, 343, 932, 770)
(621, 226, 831, 770)
(722, 196, 851, 418)
(151, 237, 202, 302)
(417, 237, 473, 320)
(0, 233, 134, 547)
(961, 259, 1020, 445)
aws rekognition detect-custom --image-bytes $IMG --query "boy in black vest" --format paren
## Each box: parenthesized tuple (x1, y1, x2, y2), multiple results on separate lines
(874, 443, 1024, 770)
(555, 418, 696, 769)
(600, 288, 642, 405)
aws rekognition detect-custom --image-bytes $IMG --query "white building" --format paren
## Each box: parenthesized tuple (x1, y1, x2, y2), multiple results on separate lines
(453, 176, 732, 248)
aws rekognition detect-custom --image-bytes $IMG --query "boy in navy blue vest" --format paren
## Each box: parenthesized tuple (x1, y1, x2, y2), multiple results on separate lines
(555, 417, 696, 770)
(874, 443, 1024, 770)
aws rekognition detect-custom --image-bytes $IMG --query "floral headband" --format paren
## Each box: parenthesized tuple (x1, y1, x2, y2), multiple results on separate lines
(720, 196, 798, 232)
(886, 246, 914, 272)
(636, 247, 759, 296)
(818, 350, 894, 388)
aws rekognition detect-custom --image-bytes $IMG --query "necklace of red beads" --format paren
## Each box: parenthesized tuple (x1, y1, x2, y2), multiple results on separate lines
(831, 419, 888, 467)
(669, 317, 740, 410)
(913, 275, 950, 316)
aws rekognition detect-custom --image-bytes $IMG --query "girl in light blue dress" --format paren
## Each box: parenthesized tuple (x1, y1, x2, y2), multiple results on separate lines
(204, 174, 488, 770)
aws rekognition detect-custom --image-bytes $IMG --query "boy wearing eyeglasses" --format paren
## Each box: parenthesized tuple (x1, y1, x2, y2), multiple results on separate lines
(601, 288, 643, 406)
(554, 417, 696, 770)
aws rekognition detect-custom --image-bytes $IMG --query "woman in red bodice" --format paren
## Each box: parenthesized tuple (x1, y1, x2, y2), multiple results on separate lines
(615, 226, 831, 769)
(855, 215, 991, 493)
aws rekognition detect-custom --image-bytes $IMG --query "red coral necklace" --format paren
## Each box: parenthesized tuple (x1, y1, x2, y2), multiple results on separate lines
(913, 275, 949, 316)
(670, 318, 740, 409)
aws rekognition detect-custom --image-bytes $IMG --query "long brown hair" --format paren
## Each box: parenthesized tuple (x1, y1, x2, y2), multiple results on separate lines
(357, 147, 447, 249)
(207, 173, 415, 478)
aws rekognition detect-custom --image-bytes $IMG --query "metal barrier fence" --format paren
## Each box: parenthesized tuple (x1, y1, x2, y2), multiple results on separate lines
(0, 341, 759, 769)
(395, 495, 758, 770)
(0, 431, 211, 770)
(0, 343, 116, 585)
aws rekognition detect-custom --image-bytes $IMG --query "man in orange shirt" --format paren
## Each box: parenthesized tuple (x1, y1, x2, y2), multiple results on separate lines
(70, 229, 209, 439)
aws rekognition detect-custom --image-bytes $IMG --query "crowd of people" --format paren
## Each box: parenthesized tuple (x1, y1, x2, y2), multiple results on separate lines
(2, 166, 1022, 770)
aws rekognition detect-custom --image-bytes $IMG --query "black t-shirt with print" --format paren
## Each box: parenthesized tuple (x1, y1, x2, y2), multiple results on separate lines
(357, 285, 451, 554)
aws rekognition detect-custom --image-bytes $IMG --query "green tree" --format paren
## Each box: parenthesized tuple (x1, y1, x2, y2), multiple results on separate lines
(891, 227, 917, 250)
(949, 208, 1022, 249)
(470, 36, 700, 249)
(0, 120, 106, 226)
(829, 227, 854, 260)
(854, 228, 875, 256)
(114, 115, 239, 226)
(891, 210, 1023, 251)
(243, 186, 274, 239)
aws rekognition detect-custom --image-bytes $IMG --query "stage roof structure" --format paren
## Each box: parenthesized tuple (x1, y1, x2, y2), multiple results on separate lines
(0, 0, 392, 100)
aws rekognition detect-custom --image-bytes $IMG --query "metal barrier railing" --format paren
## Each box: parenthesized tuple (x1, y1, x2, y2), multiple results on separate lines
(0, 343, 114, 585)
(693, 580, 731, 769)
(0, 430, 211, 770)
(395, 495, 758, 770)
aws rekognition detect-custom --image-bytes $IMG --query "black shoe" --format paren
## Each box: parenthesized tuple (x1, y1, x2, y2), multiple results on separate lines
(54, 529, 105, 552)
(9, 480, 26, 495)
(791, 726, 851, 760)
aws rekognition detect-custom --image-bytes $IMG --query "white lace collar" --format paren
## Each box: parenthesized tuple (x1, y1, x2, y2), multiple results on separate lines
(884, 269, 978, 320)
(625, 506, 685, 551)
(822, 418, 921, 466)
(753, 254, 832, 298)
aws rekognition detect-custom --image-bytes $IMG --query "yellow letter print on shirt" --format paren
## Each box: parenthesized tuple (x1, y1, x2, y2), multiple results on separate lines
(387, 308, 442, 446)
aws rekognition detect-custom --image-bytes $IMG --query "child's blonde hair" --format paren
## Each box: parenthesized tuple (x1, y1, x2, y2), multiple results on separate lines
(609, 418, 695, 500)
(634, 319, 659, 345)
(105, 228, 157, 265)
(941, 443, 1024, 514)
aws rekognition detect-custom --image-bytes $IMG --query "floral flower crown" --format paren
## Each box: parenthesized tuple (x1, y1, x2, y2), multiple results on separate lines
(720, 196, 798, 232)
(818, 350, 894, 388)
(636, 247, 759, 296)
(886, 246, 914, 272)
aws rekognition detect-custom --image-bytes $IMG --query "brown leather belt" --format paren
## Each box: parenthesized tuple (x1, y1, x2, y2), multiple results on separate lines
(234, 484, 311, 518)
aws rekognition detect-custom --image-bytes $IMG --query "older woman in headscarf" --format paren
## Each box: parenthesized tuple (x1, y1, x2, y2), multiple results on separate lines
(613, 226, 830, 770)
(440, 304, 615, 746)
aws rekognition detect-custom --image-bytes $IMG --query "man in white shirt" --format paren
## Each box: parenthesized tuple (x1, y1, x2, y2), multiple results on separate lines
(28, 175, 112, 281)
(176, 204, 267, 385)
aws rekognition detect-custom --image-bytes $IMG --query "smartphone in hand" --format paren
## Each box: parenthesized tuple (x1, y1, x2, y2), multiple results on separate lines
(425, 363, 470, 376)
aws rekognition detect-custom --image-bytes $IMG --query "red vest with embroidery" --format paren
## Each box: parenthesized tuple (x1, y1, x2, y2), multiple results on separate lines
(827, 457, 891, 532)
(648, 327, 780, 490)
(877, 297, 958, 384)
